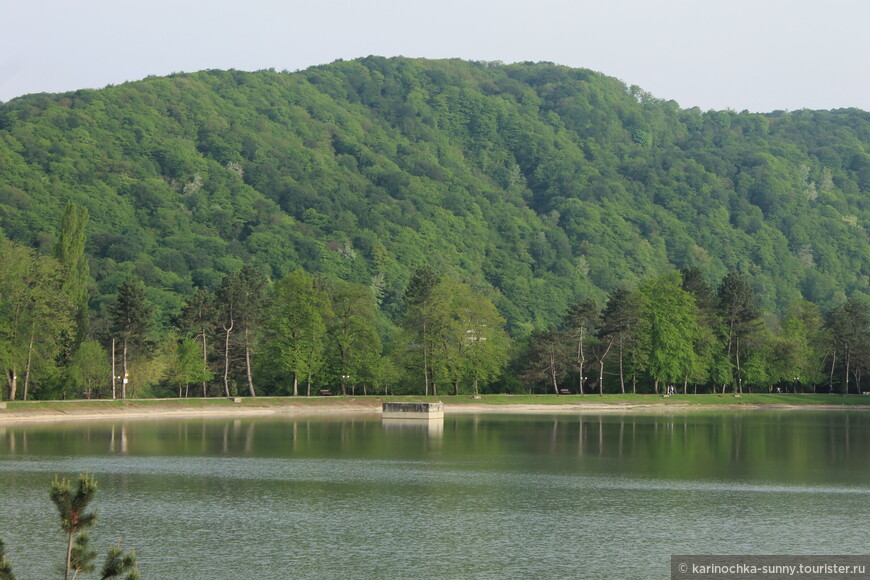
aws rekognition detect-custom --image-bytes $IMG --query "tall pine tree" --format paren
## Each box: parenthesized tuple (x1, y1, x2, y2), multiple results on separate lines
(109, 279, 152, 399)
(717, 271, 761, 393)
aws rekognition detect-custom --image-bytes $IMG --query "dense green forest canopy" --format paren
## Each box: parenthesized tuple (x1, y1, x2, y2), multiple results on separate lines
(3, 57, 870, 330)
(4, 57, 870, 399)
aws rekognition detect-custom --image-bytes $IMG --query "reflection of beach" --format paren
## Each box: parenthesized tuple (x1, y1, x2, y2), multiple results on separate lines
(382, 417, 444, 438)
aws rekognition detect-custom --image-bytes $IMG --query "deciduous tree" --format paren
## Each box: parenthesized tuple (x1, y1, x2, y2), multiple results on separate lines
(424, 279, 509, 395)
(599, 288, 642, 394)
(401, 266, 440, 395)
(523, 327, 570, 394)
(69, 340, 108, 399)
(825, 297, 870, 394)
(268, 271, 332, 396)
(53, 202, 91, 346)
(0, 239, 72, 400)
(639, 272, 699, 393)
(326, 280, 382, 395)
(216, 266, 268, 397)
(564, 298, 598, 395)
(180, 288, 217, 397)
(167, 337, 212, 398)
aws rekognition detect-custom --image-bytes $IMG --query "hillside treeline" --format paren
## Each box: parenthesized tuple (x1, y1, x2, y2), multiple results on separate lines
(1, 208, 865, 398)
(3, 57, 870, 396)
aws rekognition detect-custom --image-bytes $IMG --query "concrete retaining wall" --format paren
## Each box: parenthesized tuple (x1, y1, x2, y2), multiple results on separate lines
(382, 401, 444, 419)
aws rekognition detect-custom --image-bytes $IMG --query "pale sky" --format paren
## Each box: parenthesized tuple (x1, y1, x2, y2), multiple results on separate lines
(2, 0, 869, 112)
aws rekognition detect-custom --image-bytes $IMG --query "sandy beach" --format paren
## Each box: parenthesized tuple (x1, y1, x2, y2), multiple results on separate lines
(2, 397, 868, 425)
(0, 399, 382, 424)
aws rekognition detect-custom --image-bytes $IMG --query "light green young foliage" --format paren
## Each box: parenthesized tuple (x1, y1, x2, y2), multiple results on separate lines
(639, 272, 700, 389)
(769, 299, 827, 388)
(69, 340, 109, 399)
(424, 279, 510, 395)
(53, 203, 91, 345)
(167, 337, 212, 397)
(742, 332, 774, 391)
(369, 353, 401, 395)
(268, 271, 333, 395)
(0, 239, 73, 400)
(327, 279, 382, 394)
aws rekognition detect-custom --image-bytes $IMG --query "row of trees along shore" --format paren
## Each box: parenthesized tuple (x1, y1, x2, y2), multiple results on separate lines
(2, 203, 870, 400)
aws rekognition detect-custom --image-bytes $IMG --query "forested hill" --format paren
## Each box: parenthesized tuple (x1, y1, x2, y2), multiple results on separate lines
(2, 57, 870, 331)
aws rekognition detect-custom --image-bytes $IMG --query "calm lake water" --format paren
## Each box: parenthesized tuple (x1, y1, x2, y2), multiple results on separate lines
(1, 411, 869, 579)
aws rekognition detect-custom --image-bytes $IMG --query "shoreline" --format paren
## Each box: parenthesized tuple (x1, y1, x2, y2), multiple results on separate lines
(2, 397, 870, 424)
(0, 399, 383, 425)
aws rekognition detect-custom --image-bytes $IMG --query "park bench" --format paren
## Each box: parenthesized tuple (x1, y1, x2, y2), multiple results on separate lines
(319, 389, 332, 396)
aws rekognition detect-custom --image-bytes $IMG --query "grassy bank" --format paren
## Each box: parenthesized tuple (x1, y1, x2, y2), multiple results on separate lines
(2, 392, 869, 412)
(381, 393, 870, 406)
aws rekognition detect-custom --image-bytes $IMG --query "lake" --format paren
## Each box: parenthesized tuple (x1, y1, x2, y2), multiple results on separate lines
(1, 410, 868, 579)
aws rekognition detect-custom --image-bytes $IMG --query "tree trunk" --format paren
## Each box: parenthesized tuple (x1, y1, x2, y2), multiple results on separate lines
(111, 337, 116, 400)
(422, 320, 430, 396)
(23, 329, 35, 400)
(244, 329, 256, 397)
(7, 368, 17, 401)
(293, 373, 298, 397)
(121, 337, 128, 399)
(550, 350, 559, 395)
(222, 319, 233, 397)
(618, 341, 625, 394)
(340, 350, 348, 396)
(723, 319, 735, 394)
(597, 361, 605, 394)
(64, 530, 74, 580)
(596, 339, 613, 394)
(844, 346, 852, 400)
(577, 328, 586, 395)
(200, 331, 208, 397)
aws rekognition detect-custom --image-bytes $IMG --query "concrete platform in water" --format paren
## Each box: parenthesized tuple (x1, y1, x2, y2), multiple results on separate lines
(381, 401, 444, 419)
